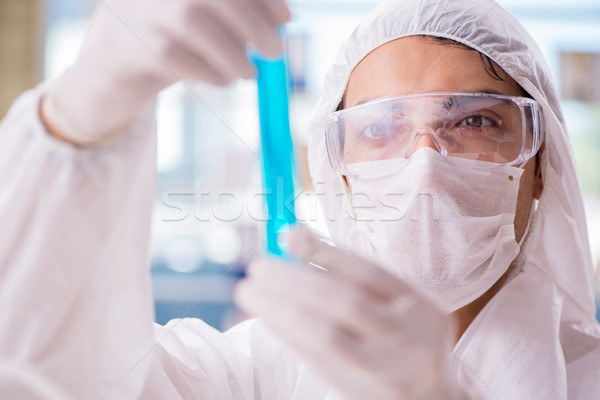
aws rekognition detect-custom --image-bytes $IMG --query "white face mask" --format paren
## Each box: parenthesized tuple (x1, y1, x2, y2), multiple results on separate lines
(341, 148, 525, 313)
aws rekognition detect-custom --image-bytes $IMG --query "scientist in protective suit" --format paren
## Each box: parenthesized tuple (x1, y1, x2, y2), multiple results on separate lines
(1, 0, 599, 399)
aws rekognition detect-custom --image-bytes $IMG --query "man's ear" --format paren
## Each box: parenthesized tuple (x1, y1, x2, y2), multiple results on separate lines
(533, 144, 545, 200)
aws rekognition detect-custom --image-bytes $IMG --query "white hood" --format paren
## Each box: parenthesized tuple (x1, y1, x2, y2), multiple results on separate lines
(307, 0, 600, 398)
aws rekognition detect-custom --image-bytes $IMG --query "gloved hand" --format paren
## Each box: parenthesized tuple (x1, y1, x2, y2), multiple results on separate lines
(42, 0, 290, 146)
(235, 228, 472, 400)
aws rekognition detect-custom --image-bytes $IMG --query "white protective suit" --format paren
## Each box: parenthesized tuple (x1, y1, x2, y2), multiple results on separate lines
(307, 0, 600, 399)
(0, 1, 599, 400)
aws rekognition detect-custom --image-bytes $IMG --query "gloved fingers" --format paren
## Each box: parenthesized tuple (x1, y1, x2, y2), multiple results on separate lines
(253, 0, 292, 26)
(284, 227, 413, 301)
(165, 6, 255, 81)
(213, 0, 284, 58)
(158, 43, 233, 87)
(387, 293, 451, 337)
(241, 258, 451, 360)
(235, 269, 356, 366)
(282, 229, 454, 343)
(235, 273, 390, 398)
(235, 266, 427, 400)
(242, 257, 400, 336)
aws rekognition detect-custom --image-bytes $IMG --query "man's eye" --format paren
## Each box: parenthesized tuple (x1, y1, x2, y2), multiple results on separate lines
(359, 122, 389, 138)
(458, 115, 497, 128)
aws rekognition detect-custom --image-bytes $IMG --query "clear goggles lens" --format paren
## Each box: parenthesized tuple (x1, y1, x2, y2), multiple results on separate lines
(325, 92, 544, 175)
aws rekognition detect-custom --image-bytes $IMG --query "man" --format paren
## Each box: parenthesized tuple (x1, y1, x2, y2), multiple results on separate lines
(294, 2, 600, 397)
(0, 0, 598, 399)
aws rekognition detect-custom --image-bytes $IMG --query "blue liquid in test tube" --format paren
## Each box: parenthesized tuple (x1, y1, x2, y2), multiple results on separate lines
(253, 50, 297, 257)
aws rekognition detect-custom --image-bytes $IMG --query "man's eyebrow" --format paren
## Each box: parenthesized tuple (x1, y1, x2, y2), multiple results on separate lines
(346, 88, 506, 108)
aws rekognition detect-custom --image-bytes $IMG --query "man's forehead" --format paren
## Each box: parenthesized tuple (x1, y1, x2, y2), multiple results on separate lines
(344, 37, 520, 109)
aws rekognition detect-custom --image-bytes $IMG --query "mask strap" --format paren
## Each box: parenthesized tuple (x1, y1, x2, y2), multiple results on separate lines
(507, 200, 537, 279)
(518, 200, 536, 247)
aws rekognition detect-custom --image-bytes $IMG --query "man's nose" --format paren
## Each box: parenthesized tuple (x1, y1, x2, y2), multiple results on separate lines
(409, 131, 441, 155)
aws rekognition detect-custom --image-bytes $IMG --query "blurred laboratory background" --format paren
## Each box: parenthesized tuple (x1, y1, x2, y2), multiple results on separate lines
(1, 0, 599, 329)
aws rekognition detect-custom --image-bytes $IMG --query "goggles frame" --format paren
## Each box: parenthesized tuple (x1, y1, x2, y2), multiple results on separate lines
(325, 92, 544, 176)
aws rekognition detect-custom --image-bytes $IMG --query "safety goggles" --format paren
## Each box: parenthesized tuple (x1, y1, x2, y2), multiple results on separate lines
(325, 92, 544, 176)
